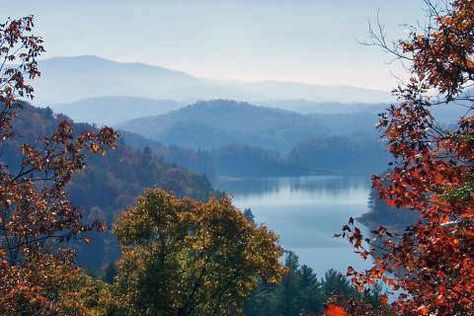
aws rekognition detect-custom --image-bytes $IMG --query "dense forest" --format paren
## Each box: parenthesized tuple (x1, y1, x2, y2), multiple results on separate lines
(289, 136, 388, 174)
(3, 103, 213, 269)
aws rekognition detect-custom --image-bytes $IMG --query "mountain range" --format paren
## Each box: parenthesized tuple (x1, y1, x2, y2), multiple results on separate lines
(32, 55, 466, 130)
(115, 99, 389, 174)
(116, 99, 382, 152)
(34, 55, 391, 106)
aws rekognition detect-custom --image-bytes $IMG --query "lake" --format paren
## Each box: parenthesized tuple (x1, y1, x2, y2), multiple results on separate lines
(214, 175, 373, 277)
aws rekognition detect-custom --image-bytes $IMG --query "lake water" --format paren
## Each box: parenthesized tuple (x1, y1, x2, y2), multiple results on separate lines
(214, 175, 373, 277)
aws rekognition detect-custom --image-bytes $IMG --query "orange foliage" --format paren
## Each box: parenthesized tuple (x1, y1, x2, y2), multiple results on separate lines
(339, 0, 474, 315)
(325, 303, 348, 316)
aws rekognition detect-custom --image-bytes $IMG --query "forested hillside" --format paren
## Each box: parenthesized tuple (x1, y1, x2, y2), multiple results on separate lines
(2, 103, 213, 268)
(289, 136, 388, 173)
(118, 99, 389, 175)
(122, 131, 309, 178)
(118, 99, 328, 152)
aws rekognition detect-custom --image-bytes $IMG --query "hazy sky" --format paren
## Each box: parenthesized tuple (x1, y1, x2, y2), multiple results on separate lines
(3, 0, 428, 91)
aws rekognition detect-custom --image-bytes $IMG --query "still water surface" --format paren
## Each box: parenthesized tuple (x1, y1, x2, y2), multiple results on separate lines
(214, 175, 372, 277)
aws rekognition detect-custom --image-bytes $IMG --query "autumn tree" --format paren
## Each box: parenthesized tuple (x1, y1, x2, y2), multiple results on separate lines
(113, 188, 286, 315)
(0, 16, 118, 314)
(339, 0, 474, 315)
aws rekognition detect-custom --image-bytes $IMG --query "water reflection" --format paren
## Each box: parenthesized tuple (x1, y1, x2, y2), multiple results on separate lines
(217, 175, 368, 197)
(214, 175, 373, 276)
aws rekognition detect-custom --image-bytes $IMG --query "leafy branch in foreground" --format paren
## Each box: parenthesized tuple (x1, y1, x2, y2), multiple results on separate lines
(339, 1, 474, 315)
(0, 16, 119, 314)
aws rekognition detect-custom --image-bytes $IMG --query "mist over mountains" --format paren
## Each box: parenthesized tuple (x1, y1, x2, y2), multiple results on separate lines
(35, 55, 390, 106)
(21, 55, 397, 176)
(259, 100, 383, 114)
(35, 55, 466, 179)
(52, 96, 182, 126)
(118, 100, 389, 175)
(39, 55, 466, 129)
(21, 54, 438, 178)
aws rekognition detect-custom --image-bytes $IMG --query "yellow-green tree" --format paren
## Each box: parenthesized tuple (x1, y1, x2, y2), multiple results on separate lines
(113, 189, 286, 315)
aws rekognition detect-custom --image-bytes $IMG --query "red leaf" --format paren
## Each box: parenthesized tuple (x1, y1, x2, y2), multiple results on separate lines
(325, 303, 348, 316)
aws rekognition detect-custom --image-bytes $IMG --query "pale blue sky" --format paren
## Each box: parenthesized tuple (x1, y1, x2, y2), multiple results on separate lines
(2, 0, 427, 91)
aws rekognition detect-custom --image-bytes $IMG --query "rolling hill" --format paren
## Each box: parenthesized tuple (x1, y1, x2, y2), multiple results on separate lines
(116, 99, 329, 152)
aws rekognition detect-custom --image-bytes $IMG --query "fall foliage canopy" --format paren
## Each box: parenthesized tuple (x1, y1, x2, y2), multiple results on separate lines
(113, 188, 286, 315)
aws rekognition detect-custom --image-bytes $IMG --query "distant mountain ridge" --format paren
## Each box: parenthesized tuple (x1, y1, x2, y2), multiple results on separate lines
(259, 99, 385, 114)
(117, 99, 329, 152)
(33, 55, 391, 105)
(51, 96, 182, 126)
(116, 99, 391, 174)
